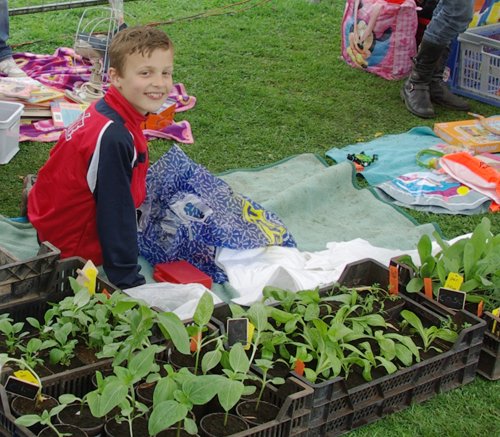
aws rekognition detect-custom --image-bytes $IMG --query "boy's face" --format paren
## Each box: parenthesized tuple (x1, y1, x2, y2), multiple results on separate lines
(109, 48, 174, 115)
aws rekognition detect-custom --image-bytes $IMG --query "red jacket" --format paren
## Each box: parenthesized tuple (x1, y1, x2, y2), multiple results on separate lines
(28, 86, 148, 289)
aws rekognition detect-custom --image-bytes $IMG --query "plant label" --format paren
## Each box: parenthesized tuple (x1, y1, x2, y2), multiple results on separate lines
(444, 272, 463, 291)
(389, 257, 415, 293)
(5, 375, 40, 400)
(437, 287, 466, 310)
(227, 318, 249, 348)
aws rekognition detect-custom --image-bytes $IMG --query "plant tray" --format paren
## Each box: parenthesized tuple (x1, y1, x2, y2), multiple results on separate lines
(388, 256, 500, 381)
(0, 256, 116, 324)
(0, 376, 314, 437)
(293, 296, 483, 434)
(0, 242, 60, 307)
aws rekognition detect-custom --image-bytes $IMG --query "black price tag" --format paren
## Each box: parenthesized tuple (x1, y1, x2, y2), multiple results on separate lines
(437, 287, 466, 310)
(5, 376, 40, 400)
(227, 318, 248, 347)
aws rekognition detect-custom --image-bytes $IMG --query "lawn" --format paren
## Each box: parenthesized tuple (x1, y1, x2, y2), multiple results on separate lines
(2, 1, 499, 436)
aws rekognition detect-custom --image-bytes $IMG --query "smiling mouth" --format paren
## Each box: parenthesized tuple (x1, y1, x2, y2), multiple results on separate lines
(145, 92, 164, 99)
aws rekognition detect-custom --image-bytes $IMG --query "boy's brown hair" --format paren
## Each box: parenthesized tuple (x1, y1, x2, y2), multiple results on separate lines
(109, 26, 173, 75)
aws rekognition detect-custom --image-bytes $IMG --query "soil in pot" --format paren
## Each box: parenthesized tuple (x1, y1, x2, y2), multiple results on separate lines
(105, 416, 149, 437)
(157, 428, 200, 437)
(10, 395, 58, 434)
(38, 423, 88, 437)
(136, 381, 156, 406)
(236, 400, 280, 426)
(199, 413, 249, 437)
(57, 403, 105, 437)
(168, 349, 197, 373)
(74, 344, 100, 365)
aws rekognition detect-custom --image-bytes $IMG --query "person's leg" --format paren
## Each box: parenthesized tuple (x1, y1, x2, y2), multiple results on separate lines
(0, 0, 13, 62)
(0, 1, 27, 77)
(402, 0, 474, 118)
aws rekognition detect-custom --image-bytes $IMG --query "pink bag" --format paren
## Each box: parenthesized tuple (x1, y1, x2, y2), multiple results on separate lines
(341, 0, 418, 80)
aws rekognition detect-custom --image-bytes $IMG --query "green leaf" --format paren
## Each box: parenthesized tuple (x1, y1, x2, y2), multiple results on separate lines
(86, 380, 128, 417)
(201, 349, 221, 374)
(228, 342, 250, 374)
(193, 291, 214, 327)
(153, 376, 177, 405)
(247, 302, 268, 332)
(15, 415, 42, 427)
(128, 347, 157, 383)
(49, 348, 65, 365)
(406, 277, 424, 293)
(156, 312, 190, 355)
(417, 234, 433, 265)
(148, 400, 187, 436)
(184, 417, 198, 435)
(184, 375, 220, 405)
(217, 379, 244, 412)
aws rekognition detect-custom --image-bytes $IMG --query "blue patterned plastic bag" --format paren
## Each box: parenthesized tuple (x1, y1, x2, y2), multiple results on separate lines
(137, 145, 296, 283)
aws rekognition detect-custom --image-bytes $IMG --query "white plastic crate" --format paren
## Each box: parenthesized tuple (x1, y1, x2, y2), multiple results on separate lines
(450, 23, 500, 107)
(0, 100, 24, 164)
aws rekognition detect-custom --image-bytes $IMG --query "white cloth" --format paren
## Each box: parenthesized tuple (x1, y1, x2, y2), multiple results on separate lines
(216, 236, 469, 306)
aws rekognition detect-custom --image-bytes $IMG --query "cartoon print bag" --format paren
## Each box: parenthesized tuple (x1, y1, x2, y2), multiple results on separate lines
(137, 145, 296, 284)
(341, 0, 418, 80)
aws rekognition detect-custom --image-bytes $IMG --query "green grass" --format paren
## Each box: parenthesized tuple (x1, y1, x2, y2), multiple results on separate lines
(2, 1, 500, 435)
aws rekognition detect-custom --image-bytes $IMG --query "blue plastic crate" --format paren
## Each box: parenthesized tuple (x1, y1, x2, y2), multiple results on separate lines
(449, 23, 500, 107)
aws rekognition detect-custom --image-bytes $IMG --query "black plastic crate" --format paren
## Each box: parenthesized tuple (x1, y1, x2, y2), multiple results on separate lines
(0, 376, 314, 437)
(394, 255, 500, 381)
(477, 311, 500, 381)
(0, 242, 60, 307)
(0, 256, 116, 323)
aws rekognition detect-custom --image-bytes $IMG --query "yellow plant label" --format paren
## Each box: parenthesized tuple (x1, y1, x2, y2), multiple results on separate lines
(492, 308, 500, 336)
(13, 370, 39, 386)
(76, 259, 98, 295)
(444, 272, 463, 291)
(244, 322, 255, 351)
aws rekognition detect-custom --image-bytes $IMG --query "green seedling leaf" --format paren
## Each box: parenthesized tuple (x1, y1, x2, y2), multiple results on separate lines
(184, 375, 220, 405)
(193, 291, 214, 327)
(228, 342, 250, 374)
(156, 312, 190, 355)
(148, 400, 187, 436)
(217, 379, 244, 412)
(417, 234, 433, 265)
(247, 302, 268, 332)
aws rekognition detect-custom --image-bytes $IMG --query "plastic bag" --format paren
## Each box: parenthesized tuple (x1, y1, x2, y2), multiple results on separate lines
(138, 145, 296, 283)
(124, 282, 222, 320)
(341, 0, 417, 80)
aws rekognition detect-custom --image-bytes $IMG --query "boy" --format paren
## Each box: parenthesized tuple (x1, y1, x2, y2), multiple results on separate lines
(28, 26, 174, 289)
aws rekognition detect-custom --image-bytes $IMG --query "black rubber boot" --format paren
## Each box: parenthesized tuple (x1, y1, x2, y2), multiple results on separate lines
(401, 40, 446, 119)
(430, 45, 471, 111)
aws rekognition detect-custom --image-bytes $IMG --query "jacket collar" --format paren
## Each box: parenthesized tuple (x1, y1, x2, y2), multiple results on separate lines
(104, 85, 147, 128)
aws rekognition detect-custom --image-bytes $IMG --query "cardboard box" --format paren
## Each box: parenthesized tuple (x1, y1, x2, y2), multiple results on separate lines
(0, 100, 24, 164)
(434, 116, 500, 153)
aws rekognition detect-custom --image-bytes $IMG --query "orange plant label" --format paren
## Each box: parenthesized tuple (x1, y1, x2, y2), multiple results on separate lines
(477, 300, 484, 318)
(190, 332, 202, 352)
(423, 277, 433, 299)
(294, 359, 305, 376)
(389, 264, 399, 295)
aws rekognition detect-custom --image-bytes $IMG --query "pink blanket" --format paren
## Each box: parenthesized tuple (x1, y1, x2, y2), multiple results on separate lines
(13, 48, 195, 143)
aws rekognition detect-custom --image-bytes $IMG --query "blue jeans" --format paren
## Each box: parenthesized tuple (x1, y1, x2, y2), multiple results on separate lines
(0, 0, 12, 61)
(423, 0, 474, 47)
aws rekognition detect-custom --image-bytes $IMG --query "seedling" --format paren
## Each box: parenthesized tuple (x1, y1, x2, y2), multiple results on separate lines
(400, 310, 458, 353)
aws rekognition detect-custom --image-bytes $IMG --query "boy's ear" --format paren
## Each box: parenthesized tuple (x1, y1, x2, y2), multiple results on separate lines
(108, 67, 120, 87)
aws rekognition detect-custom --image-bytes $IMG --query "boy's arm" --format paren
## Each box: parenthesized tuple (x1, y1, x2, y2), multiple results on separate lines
(93, 123, 145, 289)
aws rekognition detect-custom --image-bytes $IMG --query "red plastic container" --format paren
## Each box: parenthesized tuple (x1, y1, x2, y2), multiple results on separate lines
(153, 260, 213, 289)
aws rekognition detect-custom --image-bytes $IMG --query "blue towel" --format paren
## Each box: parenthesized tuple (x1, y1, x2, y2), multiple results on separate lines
(326, 127, 445, 185)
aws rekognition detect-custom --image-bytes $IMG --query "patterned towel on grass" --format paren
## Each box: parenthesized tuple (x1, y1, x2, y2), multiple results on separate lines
(12, 48, 194, 144)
